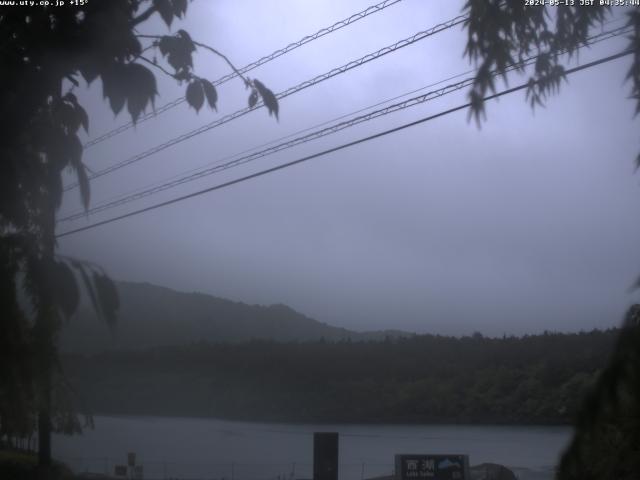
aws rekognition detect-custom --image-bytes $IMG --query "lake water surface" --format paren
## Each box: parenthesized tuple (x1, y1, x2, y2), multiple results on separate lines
(53, 416, 571, 480)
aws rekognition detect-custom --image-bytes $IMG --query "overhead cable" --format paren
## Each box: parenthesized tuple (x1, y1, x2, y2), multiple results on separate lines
(59, 26, 630, 222)
(64, 14, 468, 191)
(83, 0, 406, 149)
(56, 50, 633, 238)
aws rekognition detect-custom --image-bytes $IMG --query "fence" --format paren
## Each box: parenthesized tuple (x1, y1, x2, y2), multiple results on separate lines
(58, 457, 395, 480)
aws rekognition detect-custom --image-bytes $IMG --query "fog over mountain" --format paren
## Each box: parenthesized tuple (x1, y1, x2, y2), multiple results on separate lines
(57, 0, 640, 336)
(59, 281, 411, 352)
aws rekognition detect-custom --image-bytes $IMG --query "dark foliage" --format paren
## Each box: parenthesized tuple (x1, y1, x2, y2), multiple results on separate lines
(0, 0, 278, 466)
(0, 450, 74, 480)
(62, 329, 616, 425)
(556, 306, 640, 480)
(464, 0, 611, 121)
(252, 78, 280, 119)
(186, 79, 205, 112)
(462, 2, 640, 477)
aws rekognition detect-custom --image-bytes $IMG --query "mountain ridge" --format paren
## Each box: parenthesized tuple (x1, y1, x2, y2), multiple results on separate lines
(59, 280, 412, 352)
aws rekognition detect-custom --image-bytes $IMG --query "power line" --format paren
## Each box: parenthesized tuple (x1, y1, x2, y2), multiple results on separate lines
(83, 0, 405, 149)
(61, 72, 477, 220)
(56, 50, 632, 239)
(64, 14, 468, 192)
(59, 26, 629, 222)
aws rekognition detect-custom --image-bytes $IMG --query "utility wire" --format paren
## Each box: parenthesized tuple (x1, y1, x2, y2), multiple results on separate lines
(63, 69, 477, 218)
(59, 26, 630, 222)
(56, 50, 632, 239)
(65, 14, 468, 192)
(83, 0, 405, 149)
(69, 19, 628, 215)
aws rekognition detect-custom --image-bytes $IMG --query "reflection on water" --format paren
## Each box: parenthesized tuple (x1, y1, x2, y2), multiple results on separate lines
(53, 416, 571, 480)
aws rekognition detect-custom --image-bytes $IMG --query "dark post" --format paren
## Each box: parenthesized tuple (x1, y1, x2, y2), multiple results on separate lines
(313, 432, 339, 480)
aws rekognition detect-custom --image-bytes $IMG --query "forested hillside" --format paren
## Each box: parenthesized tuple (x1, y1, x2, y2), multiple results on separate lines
(62, 329, 616, 425)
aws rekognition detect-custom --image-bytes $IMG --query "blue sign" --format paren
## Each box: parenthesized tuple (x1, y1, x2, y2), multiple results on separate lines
(395, 454, 469, 480)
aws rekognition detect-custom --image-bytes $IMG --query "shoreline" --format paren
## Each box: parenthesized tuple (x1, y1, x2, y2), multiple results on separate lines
(79, 412, 574, 429)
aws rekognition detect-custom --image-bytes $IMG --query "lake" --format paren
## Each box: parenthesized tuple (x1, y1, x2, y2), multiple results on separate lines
(53, 416, 571, 480)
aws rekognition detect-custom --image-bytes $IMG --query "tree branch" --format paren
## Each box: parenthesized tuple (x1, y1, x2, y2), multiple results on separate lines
(192, 40, 251, 87)
(135, 34, 251, 87)
(136, 55, 177, 79)
(131, 5, 156, 27)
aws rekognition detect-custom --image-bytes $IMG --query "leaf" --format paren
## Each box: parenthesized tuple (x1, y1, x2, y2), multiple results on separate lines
(47, 165, 63, 209)
(173, 0, 188, 17)
(201, 79, 217, 111)
(158, 36, 173, 57)
(79, 58, 99, 84)
(64, 92, 78, 105)
(102, 64, 127, 115)
(158, 35, 195, 73)
(176, 29, 192, 44)
(248, 89, 258, 108)
(76, 104, 89, 133)
(64, 133, 90, 209)
(153, 0, 174, 26)
(56, 102, 81, 132)
(62, 93, 88, 133)
(54, 261, 79, 320)
(66, 133, 83, 169)
(252, 79, 279, 120)
(76, 161, 90, 211)
(70, 261, 100, 318)
(186, 79, 204, 112)
(92, 271, 119, 328)
(125, 63, 157, 122)
(108, 91, 125, 115)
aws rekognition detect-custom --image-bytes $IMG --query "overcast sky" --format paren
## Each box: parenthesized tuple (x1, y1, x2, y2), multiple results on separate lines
(57, 0, 640, 336)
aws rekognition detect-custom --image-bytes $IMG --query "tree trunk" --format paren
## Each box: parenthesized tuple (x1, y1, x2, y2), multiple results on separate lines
(36, 73, 64, 478)
(36, 315, 54, 479)
(37, 404, 51, 465)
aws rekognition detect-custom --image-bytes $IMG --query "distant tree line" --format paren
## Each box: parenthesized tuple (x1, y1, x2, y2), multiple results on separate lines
(56, 329, 616, 425)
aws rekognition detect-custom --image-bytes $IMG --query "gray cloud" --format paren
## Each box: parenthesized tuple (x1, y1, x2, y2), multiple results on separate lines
(58, 0, 640, 336)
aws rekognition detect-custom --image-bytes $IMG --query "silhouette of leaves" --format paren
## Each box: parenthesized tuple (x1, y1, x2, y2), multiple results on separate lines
(173, 0, 188, 18)
(79, 59, 99, 84)
(76, 163, 91, 212)
(248, 89, 258, 108)
(201, 79, 218, 110)
(176, 29, 193, 45)
(557, 305, 640, 479)
(0, 1, 287, 461)
(66, 134, 90, 211)
(102, 62, 156, 122)
(102, 63, 127, 114)
(463, 0, 608, 120)
(70, 261, 100, 319)
(186, 79, 204, 112)
(53, 261, 79, 320)
(158, 33, 195, 74)
(93, 272, 120, 329)
(625, 11, 640, 117)
(76, 104, 89, 134)
(253, 78, 279, 119)
(55, 101, 81, 133)
(153, 0, 174, 26)
(125, 63, 157, 122)
(48, 165, 64, 210)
